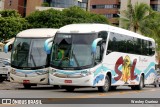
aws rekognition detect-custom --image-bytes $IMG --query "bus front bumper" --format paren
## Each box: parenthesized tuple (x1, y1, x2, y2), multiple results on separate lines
(49, 74, 94, 86)
(10, 73, 49, 84)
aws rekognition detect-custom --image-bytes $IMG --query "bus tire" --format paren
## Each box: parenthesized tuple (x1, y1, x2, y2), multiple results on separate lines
(53, 85, 61, 89)
(0, 78, 4, 83)
(131, 86, 136, 90)
(65, 86, 75, 92)
(110, 86, 117, 90)
(23, 84, 31, 89)
(136, 76, 144, 90)
(98, 75, 110, 92)
(154, 84, 157, 88)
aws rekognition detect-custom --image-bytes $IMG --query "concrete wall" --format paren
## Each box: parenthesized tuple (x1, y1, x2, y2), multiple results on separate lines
(26, 0, 43, 16)
(0, 0, 4, 10)
(4, 0, 18, 10)
(120, 0, 150, 11)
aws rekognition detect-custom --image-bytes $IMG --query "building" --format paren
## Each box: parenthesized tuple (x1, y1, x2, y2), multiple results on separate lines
(90, 0, 120, 25)
(4, 0, 87, 17)
(4, 0, 42, 17)
(0, 0, 5, 10)
(36, 0, 87, 11)
(90, 0, 160, 25)
(120, 0, 150, 11)
(4, 0, 160, 18)
(150, 0, 160, 11)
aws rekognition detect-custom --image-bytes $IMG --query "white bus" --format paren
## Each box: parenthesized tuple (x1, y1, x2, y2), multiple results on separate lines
(5, 28, 58, 88)
(44, 24, 156, 92)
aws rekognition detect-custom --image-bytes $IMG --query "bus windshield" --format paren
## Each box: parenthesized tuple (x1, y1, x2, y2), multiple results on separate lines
(11, 38, 49, 69)
(50, 33, 98, 70)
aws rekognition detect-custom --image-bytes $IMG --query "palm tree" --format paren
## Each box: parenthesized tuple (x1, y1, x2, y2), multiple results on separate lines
(120, 0, 160, 50)
(121, 0, 153, 33)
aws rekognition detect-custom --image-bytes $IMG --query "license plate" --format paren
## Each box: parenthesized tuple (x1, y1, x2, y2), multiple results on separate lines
(64, 80, 72, 83)
(23, 80, 30, 84)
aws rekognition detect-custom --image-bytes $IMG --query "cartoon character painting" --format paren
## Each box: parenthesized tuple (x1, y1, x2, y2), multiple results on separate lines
(122, 55, 131, 84)
(114, 55, 137, 84)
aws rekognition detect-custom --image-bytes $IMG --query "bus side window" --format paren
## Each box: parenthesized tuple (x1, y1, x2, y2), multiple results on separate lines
(135, 38, 141, 55)
(141, 40, 149, 55)
(149, 41, 155, 56)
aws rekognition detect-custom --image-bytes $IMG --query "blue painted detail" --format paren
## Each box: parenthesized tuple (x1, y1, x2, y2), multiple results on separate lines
(112, 78, 117, 84)
(145, 68, 156, 79)
(143, 62, 155, 74)
(118, 65, 122, 71)
(93, 74, 104, 86)
(94, 66, 116, 77)
(4, 44, 8, 53)
(136, 76, 139, 81)
(135, 68, 141, 75)
(57, 70, 87, 75)
(46, 42, 52, 54)
(44, 38, 53, 54)
(16, 69, 47, 75)
(94, 66, 103, 76)
(93, 62, 156, 84)
(91, 38, 102, 53)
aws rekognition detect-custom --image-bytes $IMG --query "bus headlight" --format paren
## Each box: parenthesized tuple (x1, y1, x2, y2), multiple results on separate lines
(81, 70, 92, 77)
(36, 69, 48, 75)
(49, 69, 56, 74)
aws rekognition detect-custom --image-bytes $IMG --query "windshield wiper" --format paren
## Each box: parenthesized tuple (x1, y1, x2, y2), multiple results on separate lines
(72, 51, 80, 67)
(30, 54, 36, 67)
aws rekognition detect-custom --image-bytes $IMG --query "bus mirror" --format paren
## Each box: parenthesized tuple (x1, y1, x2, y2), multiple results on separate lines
(91, 38, 102, 54)
(44, 38, 53, 54)
(4, 39, 14, 53)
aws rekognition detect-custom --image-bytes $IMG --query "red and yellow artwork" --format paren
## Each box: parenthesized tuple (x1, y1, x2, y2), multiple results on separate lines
(114, 55, 137, 84)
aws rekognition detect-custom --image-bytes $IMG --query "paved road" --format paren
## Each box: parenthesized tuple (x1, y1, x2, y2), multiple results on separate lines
(0, 85, 160, 107)
(0, 52, 11, 59)
(0, 85, 160, 98)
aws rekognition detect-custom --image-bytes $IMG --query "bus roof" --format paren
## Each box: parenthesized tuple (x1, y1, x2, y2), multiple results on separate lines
(17, 28, 58, 38)
(57, 24, 154, 41)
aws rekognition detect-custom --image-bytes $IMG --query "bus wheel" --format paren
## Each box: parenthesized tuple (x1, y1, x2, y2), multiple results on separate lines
(0, 78, 4, 83)
(131, 86, 136, 90)
(110, 86, 117, 90)
(98, 75, 110, 92)
(53, 85, 61, 89)
(136, 76, 144, 90)
(154, 84, 157, 88)
(23, 84, 31, 89)
(65, 86, 75, 92)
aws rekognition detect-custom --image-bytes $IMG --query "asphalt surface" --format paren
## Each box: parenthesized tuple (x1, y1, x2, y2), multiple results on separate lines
(0, 84, 160, 107)
(0, 52, 11, 59)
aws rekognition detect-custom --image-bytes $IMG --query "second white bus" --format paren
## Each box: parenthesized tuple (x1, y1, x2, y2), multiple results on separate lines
(5, 28, 57, 88)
